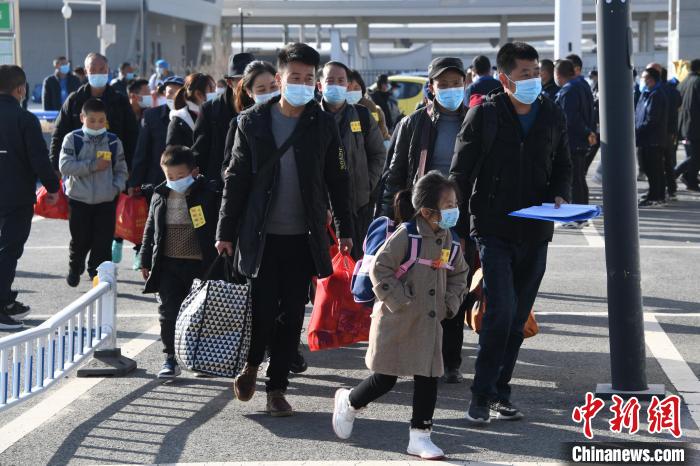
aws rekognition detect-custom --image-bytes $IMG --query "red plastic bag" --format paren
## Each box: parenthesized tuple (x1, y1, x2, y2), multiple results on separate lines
(34, 181, 69, 220)
(308, 251, 372, 351)
(114, 193, 148, 245)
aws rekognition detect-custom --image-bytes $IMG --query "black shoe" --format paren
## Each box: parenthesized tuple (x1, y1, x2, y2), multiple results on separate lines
(638, 199, 666, 208)
(66, 269, 80, 288)
(680, 175, 700, 191)
(441, 368, 464, 384)
(489, 399, 524, 421)
(2, 301, 31, 321)
(668, 193, 678, 202)
(465, 395, 491, 425)
(290, 348, 308, 374)
(0, 313, 23, 330)
(157, 355, 181, 380)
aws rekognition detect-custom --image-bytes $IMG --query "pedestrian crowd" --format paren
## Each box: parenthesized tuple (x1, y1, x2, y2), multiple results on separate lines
(1, 39, 699, 460)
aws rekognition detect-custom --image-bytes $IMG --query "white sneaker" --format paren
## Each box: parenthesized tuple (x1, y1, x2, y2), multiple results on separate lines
(332, 388, 360, 439)
(406, 428, 445, 460)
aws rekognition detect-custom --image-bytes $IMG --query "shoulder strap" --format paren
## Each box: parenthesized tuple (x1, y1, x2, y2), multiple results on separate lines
(107, 133, 119, 166)
(72, 130, 84, 156)
(467, 102, 497, 188)
(255, 112, 311, 175)
(355, 104, 372, 139)
(395, 221, 422, 278)
(416, 110, 432, 179)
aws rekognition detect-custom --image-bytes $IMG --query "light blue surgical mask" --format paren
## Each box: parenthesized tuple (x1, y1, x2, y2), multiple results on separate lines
(346, 90, 363, 105)
(435, 86, 464, 111)
(59, 64, 71, 75)
(437, 207, 460, 230)
(82, 126, 107, 137)
(88, 74, 109, 89)
(254, 90, 280, 104)
(323, 85, 348, 106)
(166, 176, 195, 194)
(126, 72, 135, 80)
(283, 83, 315, 107)
(506, 75, 542, 105)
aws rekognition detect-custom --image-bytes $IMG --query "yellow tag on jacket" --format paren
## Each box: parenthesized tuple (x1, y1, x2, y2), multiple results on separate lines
(96, 151, 112, 161)
(350, 121, 362, 133)
(189, 205, 206, 228)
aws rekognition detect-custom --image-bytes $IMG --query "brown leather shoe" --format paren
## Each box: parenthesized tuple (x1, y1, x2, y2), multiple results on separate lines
(233, 364, 258, 401)
(266, 390, 294, 417)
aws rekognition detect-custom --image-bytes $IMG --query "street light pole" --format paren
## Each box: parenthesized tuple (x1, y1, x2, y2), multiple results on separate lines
(61, 0, 110, 56)
(239, 8, 244, 53)
(594, 0, 664, 400)
(64, 17, 71, 63)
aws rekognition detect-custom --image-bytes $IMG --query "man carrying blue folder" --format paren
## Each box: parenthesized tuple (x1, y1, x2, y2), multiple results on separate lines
(450, 42, 572, 425)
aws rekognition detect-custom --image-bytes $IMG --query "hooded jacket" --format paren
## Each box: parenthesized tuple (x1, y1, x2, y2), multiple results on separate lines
(166, 106, 197, 147)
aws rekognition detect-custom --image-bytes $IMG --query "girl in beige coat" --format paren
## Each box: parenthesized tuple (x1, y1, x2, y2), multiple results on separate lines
(332, 171, 469, 460)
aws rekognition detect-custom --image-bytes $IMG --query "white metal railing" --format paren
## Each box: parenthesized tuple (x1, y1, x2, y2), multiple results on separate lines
(0, 262, 118, 413)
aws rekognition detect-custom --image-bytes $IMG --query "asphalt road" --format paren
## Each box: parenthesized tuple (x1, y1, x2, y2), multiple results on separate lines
(0, 170, 698, 465)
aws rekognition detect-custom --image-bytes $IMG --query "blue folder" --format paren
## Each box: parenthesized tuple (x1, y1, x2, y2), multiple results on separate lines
(509, 203, 602, 223)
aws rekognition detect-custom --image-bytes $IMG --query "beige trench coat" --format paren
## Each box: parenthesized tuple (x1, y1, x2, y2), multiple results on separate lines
(366, 216, 469, 378)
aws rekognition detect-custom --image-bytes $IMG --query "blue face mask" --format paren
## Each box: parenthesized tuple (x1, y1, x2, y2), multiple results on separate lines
(506, 76, 542, 105)
(82, 126, 107, 137)
(323, 85, 348, 106)
(435, 87, 465, 111)
(254, 90, 280, 104)
(346, 90, 363, 105)
(283, 83, 315, 107)
(88, 74, 109, 89)
(126, 72, 135, 80)
(59, 64, 71, 74)
(166, 176, 195, 194)
(437, 207, 460, 230)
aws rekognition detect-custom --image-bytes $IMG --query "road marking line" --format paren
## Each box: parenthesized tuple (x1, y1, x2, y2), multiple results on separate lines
(0, 324, 161, 455)
(31, 216, 43, 223)
(550, 244, 700, 249)
(24, 246, 69, 250)
(581, 222, 605, 247)
(644, 314, 700, 430)
(113, 462, 551, 466)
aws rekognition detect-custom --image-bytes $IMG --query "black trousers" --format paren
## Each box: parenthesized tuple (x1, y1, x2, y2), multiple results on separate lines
(350, 373, 438, 430)
(441, 236, 478, 371)
(351, 204, 373, 261)
(249, 234, 315, 392)
(664, 136, 678, 195)
(0, 205, 34, 307)
(676, 140, 700, 188)
(68, 199, 117, 277)
(584, 140, 600, 174)
(571, 148, 589, 205)
(638, 146, 666, 201)
(158, 257, 201, 355)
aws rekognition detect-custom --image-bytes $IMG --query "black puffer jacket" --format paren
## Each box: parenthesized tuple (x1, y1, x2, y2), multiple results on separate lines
(450, 92, 572, 244)
(216, 97, 354, 279)
(192, 86, 237, 189)
(166, 107, 197, 147)
(128, 104, 169, 189)
(141, 176, 221, 294)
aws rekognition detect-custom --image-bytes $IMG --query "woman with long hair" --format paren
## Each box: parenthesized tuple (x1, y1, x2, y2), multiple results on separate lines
(166, 72, 215, 147)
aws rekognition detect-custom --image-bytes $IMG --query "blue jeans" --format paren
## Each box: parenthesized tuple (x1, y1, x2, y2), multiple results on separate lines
(471, 236, 548, 401)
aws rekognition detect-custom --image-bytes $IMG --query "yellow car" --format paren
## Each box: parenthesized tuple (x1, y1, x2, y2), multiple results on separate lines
(370, 75, 429, 118)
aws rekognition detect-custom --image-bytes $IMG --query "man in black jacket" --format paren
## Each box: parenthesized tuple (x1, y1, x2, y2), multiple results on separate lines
(381, 57, 468, 219)
(0, 66, 60, 329)
(216, 43, 354, 416)
(318, 60, 386, 260)
(49, 53, 139, 171)
(636, 67, 669, 207)
(540, 59, 560, 101)
(450, 42, 571, 425)
(555, 59, 595, 225)
(128, 76, 184, 195)
(676, 59, 700, 191)
(191, 53, 254, 190)
(465, 55, 503, 108)
(42, 56, 81, 111)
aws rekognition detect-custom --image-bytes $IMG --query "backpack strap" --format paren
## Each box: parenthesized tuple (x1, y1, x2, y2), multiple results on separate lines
(354, 104, 372, 139)
(467, 102, 498, 189)
(107, 132, 119, 166)
(72, 130, 85, 157)
(396, 221, 423, 278)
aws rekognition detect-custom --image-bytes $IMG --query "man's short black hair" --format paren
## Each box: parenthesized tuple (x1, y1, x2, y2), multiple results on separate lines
(161, 145, 196, 169)
(322, 61, 350, 79)
(348, 69, 367, 95)
(691, 59, 700, 73)
(0, 65, 26, 94)
(81, 98, 106, 115)
(277, 43, 320, 71)
(566, 54, 583, 70)
(472, 55, 491, 76)
(554, 59, 576, 78)
(128, 79, 149, 95)
(496, 42, 539, 75)
(377, 74, 389, 86)
(120, 62, 131, 72)
(53, 56, 67, 66)
(540, 59, 555, 75)
(643, 67, 661, 84)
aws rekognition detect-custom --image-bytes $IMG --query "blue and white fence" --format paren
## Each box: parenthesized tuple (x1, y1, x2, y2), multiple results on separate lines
(0, 262, 118, 413)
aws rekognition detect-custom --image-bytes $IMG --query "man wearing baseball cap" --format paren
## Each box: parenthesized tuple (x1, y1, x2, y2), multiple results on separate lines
(148, 59, 172, 92)
(192, 52, 255, 189)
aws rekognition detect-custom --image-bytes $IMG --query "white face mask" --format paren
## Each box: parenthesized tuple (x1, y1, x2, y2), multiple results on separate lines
(139, 95, 153, 109)
(165, 98, 175, 110)
(206, 92, 218, 102)
(186, 100, 201, 114)
(216, 87, 226, 95)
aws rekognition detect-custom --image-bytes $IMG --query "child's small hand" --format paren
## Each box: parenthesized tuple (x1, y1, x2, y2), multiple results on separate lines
(95, 158, 111, 172)
(141, 268, 150, 281)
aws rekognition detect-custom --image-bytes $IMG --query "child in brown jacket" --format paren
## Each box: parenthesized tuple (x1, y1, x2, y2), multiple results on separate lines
(332, 171, 469, 460)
